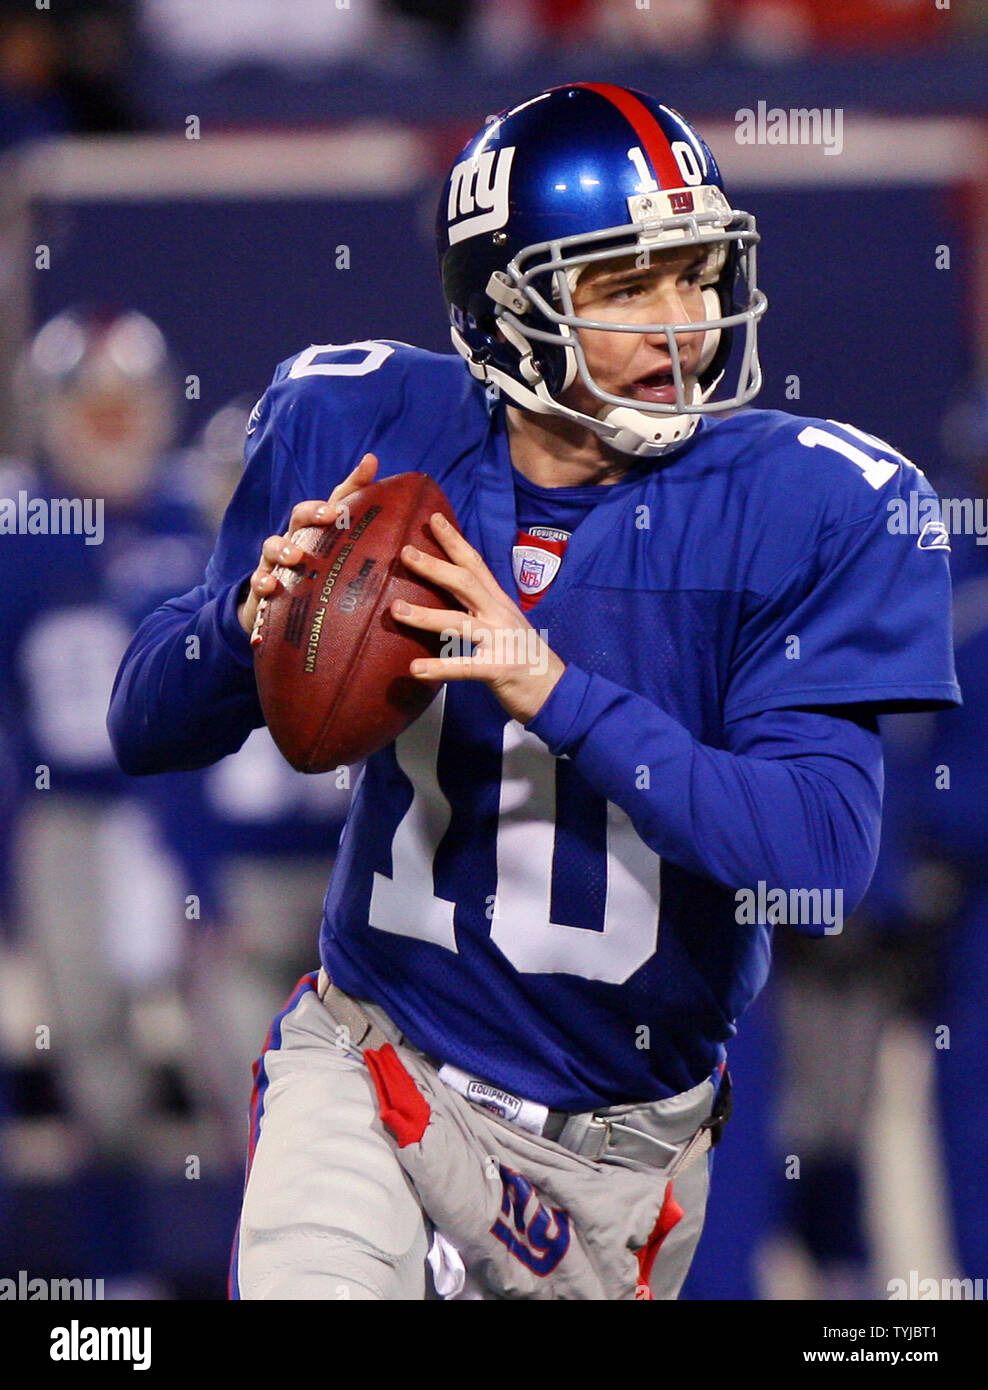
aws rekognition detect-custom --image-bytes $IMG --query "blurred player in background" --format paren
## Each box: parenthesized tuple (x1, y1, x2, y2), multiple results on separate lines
(1, 347, 352, 1183)
(0, 310, 214, 1254)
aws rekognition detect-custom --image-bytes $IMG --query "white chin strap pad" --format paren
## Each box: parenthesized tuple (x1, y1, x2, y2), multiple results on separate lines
(598, 403, 700, 457)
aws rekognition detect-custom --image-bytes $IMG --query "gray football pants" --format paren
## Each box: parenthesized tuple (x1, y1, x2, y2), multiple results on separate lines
(232, 975, 713, 1300)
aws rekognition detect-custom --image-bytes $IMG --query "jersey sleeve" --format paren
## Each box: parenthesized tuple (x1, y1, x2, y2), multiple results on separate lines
(527, 674, 883, 930)
(206, 370, 311, 588)
(724, 430, 961, 722)
(108, 370, 314, 774)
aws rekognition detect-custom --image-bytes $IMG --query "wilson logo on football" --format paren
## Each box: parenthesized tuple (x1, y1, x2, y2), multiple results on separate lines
(447, 146, 516, 245)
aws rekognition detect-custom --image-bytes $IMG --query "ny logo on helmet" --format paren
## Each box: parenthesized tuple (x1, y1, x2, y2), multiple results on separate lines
(447, 147, 516, 246)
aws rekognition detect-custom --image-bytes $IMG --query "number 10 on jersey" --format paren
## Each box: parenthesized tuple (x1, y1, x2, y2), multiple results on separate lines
(368, 692, 660, 984)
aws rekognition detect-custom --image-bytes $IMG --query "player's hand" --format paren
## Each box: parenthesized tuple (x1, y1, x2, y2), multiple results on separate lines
(393, 513, 566, 725)
(237, 453, 379, 635)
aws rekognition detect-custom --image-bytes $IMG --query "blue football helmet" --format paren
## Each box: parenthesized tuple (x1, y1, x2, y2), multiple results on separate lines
(20, 307, 176, 497)
(437, 83, 767, 457)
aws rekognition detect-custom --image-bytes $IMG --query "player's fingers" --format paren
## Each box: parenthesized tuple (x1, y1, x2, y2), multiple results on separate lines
(409, 655, 501, 681)
(282, 455, 379, 534)
(390, 601, 467, 636)
(285, 497, 342, 535)
(261, 534, 304, 568)
(281, 458, 378, 537)
(239, 560, 280, 633)
(245, 533, 307, 613)
(401, 544, 488, 609)
(427, 514, 500, 588)
(248, 567, 279, 605)
(425, 511, 486, 569)
(326, 452, 379, 511)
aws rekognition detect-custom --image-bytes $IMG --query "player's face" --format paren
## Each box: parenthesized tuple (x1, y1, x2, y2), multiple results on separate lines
(562, 246, 710, 415)
(43, 379, 174, 502)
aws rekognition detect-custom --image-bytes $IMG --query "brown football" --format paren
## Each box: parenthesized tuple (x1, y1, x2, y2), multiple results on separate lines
(252, 471, 460, 773)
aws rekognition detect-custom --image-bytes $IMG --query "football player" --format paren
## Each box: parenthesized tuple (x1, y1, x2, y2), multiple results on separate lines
(1, 308, 213, 1290)
(4, 308, 209, 1162)
(108, 84, 960, 1300)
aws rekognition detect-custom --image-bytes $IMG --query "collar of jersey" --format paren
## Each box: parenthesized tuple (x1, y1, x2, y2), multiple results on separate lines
(475, 410, 709, 620)
(511, 459, 652, 508)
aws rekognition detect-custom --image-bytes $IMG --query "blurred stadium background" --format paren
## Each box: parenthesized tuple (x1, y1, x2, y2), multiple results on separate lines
(0, 0, 985, 1300)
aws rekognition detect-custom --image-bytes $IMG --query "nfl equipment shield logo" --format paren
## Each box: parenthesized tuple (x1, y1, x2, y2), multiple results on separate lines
(512, 531, 569, 609)
(520, 556, 545, 588)
(512, 542, 563, 599)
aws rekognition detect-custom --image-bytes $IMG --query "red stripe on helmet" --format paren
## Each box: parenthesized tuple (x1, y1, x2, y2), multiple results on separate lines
(574, 82, 688, 190)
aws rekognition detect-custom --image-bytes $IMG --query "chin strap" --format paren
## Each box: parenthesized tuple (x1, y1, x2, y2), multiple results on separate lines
(451, 324, 701, 459)
(598, 402, 701, 456)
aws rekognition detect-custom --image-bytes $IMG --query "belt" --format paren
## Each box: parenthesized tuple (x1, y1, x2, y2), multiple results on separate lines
(317, 971, 730, 1178)
(319, 972, 391, 1051)
(542, 1072, 732, 1178)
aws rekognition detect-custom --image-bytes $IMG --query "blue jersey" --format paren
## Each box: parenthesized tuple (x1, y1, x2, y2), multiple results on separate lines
(109, 342, 960, 1109)
(0, 461, 212, 797)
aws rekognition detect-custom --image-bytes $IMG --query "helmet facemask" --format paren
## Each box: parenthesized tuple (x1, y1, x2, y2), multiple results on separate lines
(463, 195, 766, 458)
